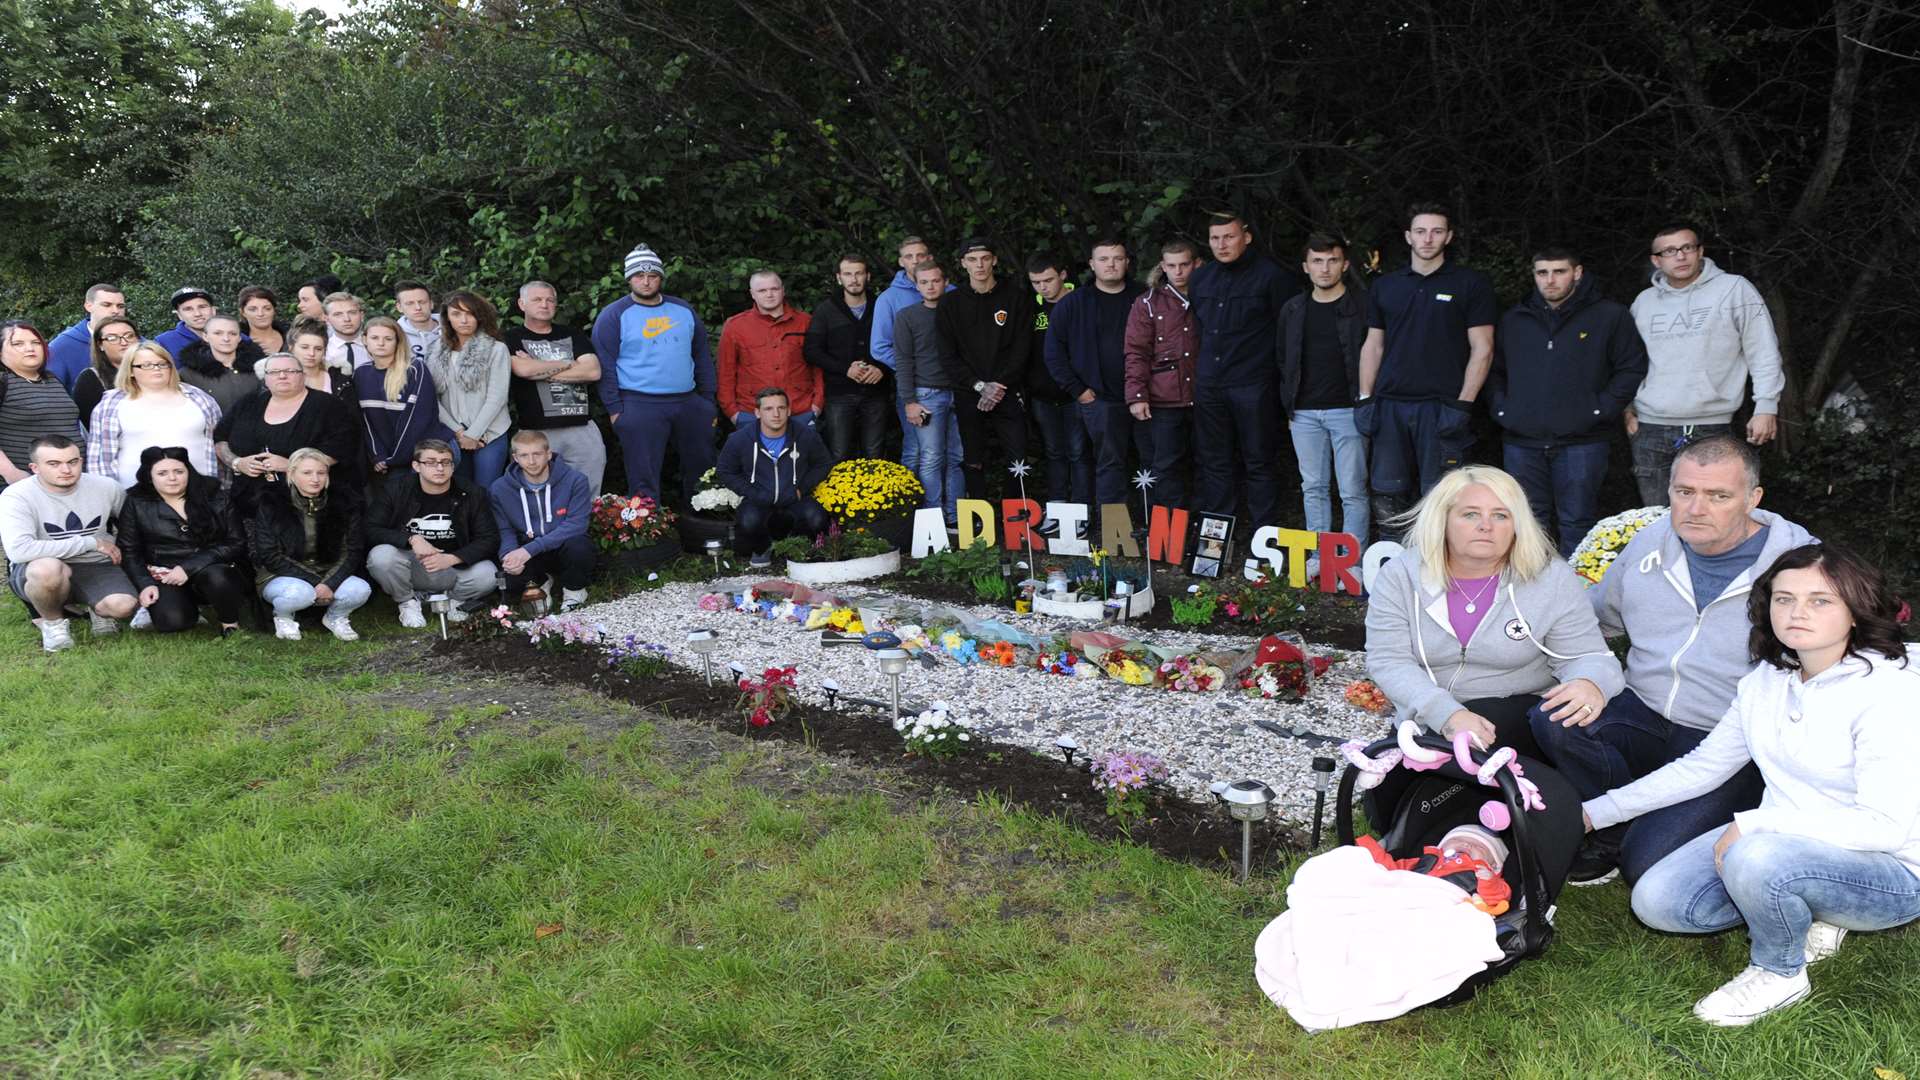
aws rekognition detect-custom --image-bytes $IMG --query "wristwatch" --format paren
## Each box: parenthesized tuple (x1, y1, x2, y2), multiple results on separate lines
(973, 380, 987, 393)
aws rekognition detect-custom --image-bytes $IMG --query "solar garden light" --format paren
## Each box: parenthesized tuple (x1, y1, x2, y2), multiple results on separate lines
(685, 629, 721, 685)
(822, 678, 841, 712)
(704, 538, 724, 576)
(425, 592, 453, 640)
(1310, 756, 1337, 849)
(1212, 779, 1277, 883)
(1054, 734, 1079, 767)
(875, 648, 911, 721)
(728, 661, 747, 684)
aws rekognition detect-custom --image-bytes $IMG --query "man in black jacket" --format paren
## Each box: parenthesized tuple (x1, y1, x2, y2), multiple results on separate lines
(1490, 247, 1649, 555)
(364, 439, 502, 627)
(1189, 212, 1302, 529)
(805, 254, 893, 461)
(936, 238, 1033, 500)
(1278, 233, 1371, 558)
(717, 388, 833, 566)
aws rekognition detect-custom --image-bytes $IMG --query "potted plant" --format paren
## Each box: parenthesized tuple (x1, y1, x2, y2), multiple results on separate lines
(679, 467, 739, 553)
(589, 493, 683, 576)
(771, 523, 900, 585)
(810, 458, 924, 551)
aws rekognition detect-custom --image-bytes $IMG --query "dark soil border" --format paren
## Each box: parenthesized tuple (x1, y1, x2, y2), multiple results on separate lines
(434, 635, 1311, 872)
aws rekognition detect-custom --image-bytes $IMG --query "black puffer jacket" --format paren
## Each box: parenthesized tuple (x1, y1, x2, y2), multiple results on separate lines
(178, 339, 267, 417)
(247, 485, 366, 589)
(119, 480, 248, 590)
(1490, 274, 1649, 446)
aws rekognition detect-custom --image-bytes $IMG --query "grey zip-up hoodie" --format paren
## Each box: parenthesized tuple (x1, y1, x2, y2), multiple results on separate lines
(1628, 259, 1784, 426)
(1591, 508, 1814, 731)
(1365, 554, 1625, 733)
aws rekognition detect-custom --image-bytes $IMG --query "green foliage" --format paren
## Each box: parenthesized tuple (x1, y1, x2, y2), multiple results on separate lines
(1169, 586, 1219, 627)
(969, 569, 1011, 603)
(904, 543, 1000, 584)
(770, 528, 891, 563)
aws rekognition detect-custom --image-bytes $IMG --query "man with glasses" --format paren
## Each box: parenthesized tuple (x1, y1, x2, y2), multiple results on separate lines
(489, 429, 596, 611)
(364, 439, 501, 628)
(1625, 221, 1784, 505)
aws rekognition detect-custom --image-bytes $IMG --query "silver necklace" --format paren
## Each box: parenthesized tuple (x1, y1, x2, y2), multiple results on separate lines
(1453, 575, 1499, 614)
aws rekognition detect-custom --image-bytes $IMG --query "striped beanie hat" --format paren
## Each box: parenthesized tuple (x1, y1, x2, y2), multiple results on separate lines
(624, 244, 665, 278)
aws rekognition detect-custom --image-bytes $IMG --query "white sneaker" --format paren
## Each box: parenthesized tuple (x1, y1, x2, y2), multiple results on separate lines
(36, 618, 74, 653)
(561, 588, 590, 612)
(397, 598, 426, 629)
(88, 611, 120, 636)
(1303, 554, 1322, 584)
(444, 607, 470, 623)
(130, 607, 152, 631)
(1692, 965, 1810, 1026)
(320, 611, 359, 641)
(1805, 921, 1848, 964)
(273, 615, 303, 641)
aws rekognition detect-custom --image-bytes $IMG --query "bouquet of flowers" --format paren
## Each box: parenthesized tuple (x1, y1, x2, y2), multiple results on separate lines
(1101, 647, 1157, 686)
(1091, 750, 1170, 827)
(587, 493, 677, 554)
(689, 467, 742, 516)
(1158, 654, 1227, 692)
(1344, 679, 1391, 714)
(1569, 506, 1669, 584)
(811, 458, 924, 526)
(1036, 650, 1086, 677)
(1239, 635, 1322, 701)
(894, 700, 974, 759)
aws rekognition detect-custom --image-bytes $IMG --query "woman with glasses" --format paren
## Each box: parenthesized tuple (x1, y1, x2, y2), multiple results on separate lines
(73, 317, 140, 424)
(84, 341, 222, 487)
(215, 351, 358, 512)
(180, 313, 265, 416)
(119, 446, 250, 635)
(0, 320, 82, 490)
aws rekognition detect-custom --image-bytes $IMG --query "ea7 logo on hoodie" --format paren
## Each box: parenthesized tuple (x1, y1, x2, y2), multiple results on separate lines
(42, 511, 103, 540)
(1644, 307, 1714, 337)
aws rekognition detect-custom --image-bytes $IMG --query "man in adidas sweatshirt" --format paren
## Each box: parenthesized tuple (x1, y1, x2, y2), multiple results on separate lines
(489, 430, 595, 610)
(1626, 222, 1784, 505)
(0, 434, 135, 652)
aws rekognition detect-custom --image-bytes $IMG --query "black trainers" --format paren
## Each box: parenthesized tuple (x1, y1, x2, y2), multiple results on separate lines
(1568, 824, 1626, 887)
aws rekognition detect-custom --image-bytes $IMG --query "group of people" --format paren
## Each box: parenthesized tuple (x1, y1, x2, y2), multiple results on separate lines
(1, 274, 607, 646)
(1365, 436, 1918, 1026)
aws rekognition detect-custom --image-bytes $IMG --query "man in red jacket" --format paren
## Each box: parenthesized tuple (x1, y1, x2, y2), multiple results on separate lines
(717, 271, 823, 429)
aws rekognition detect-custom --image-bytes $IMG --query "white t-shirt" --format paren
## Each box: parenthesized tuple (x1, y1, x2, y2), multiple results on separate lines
(115, 393, 214, 485)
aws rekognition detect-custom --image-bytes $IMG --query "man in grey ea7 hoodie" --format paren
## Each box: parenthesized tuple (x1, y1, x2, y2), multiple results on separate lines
(1625, 224, 1784, 505)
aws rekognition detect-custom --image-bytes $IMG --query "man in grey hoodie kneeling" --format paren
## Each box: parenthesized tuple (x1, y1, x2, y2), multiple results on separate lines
(1531, 436, 1811, 886)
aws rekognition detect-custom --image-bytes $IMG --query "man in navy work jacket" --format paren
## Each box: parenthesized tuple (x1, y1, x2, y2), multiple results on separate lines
(716, 387, 833, 567)
(1187, 211, 1301, 530)
(1490, 246, 1649, 556)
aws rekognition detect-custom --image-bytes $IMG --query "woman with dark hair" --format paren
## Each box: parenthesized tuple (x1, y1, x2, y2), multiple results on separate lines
(73, 316, 139, 423)
(0, 320, 81, 490)
(1586, 542, 1920, 1026)
(237, 285, 286, 355)
(295, 276, 344, 323)
(426, 290, 512, 488)
(119, 446, 250, 635)
(285, 318, 354, 407)
(179, 313, 265, 416)
(216, 352, 358, 512)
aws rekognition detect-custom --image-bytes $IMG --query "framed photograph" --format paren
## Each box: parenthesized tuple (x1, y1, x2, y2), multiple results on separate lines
(1191, 513, 1234, 578)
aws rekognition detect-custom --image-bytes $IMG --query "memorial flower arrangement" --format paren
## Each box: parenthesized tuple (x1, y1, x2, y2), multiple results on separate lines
(811, 458, 924, 525)
(689, 467, 742, 516)
(1344, 679, 1391, 713)
(737, 664, 798, 729)
(1241, 659, 1310, 701)
(587, 493, 677, 553)
(524, 614, 606, 651)
(1569, 505, 1669, 584)
(771, 523, 893, 563)
(1101, 646, 1157, 686)
(894, 701, 974, 759)
(1036, 650, 1090, 677)
(1158, 654, 1227, 692)
(1091, 750, 1170, 826)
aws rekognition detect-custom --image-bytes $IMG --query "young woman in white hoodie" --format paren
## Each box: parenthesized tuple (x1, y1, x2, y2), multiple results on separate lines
(1584, 543, 1920, 1026)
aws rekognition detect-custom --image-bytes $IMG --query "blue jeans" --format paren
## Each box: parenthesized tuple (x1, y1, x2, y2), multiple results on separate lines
(1075, 398, 1146, 507)
(262, 574, 372, 617)
(1632, 829, 1920, 976)
(1028, 398, 1092, 505)
(1289, 407, 1370, 549)
(453, 437, 511, 490)
(1629, 422, 1732, 507)
(1194, 379, 1283, 527)
(911, 389, 962, 524)
(1531, 689, 1765, 884)
(895, 399, 921, 471)
(1504, 440, 1610, 557)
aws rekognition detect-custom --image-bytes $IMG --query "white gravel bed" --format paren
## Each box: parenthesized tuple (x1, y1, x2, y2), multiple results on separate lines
(572, 576, 1390, 826)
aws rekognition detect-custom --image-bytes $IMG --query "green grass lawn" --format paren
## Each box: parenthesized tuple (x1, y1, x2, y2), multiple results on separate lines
(3, 608, 1918, 1078)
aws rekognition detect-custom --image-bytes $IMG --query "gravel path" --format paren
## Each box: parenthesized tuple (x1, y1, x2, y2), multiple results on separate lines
(574, 576, 1390, 826)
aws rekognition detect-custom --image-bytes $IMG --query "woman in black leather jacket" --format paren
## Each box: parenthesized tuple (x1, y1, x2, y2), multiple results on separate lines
(119, 446, 252, 635)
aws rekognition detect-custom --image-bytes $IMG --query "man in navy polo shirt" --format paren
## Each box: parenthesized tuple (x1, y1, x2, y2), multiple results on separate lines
(1187, 211, 1302, 530)
(1357, 203, 1497, 522)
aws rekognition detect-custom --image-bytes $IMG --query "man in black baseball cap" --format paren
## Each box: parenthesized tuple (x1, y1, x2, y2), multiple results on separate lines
(154, 287, 218, 364)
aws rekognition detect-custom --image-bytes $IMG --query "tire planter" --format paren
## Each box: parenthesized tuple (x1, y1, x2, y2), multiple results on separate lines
(677, 513, 735, 554)
(1031, 584, 1156, 621)
(605, 539, 685, 578)
(865, 515, 914, 553)
(783, 549, 902, 586)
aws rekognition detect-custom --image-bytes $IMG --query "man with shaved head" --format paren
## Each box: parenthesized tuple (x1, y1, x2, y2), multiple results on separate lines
(717, 269, 822, 431)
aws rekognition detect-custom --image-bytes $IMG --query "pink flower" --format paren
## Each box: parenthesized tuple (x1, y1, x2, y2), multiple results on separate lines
(1899, 601, 1912, 626)
(1224, 601, 1241, 617)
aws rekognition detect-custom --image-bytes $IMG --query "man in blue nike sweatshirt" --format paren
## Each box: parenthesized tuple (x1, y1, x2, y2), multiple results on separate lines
(592, 243, 717, 504)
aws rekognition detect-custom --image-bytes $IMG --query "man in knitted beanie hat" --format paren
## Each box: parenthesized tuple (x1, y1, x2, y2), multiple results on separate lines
(591, 242, 719, 504)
